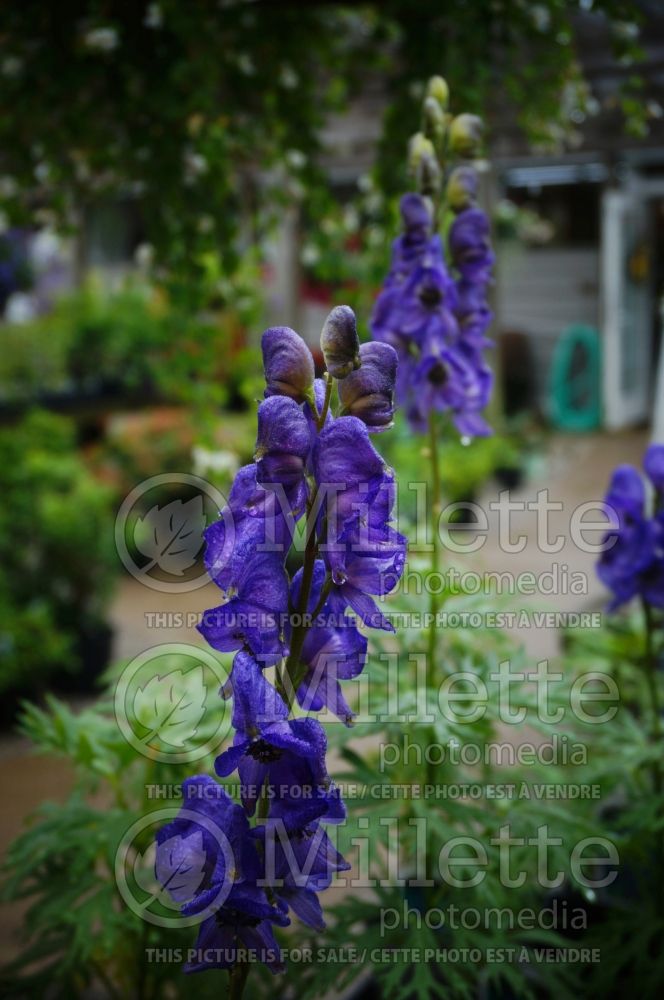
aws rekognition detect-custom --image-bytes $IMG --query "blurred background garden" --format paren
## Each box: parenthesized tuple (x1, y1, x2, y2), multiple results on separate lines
(1, 2, 663, 998)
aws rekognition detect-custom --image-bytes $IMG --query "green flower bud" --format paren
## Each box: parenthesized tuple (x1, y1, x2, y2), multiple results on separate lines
(417, 152, 442, 198)
(449, 114, 484, 159)
(422, 96, 446, 149)
(446, 165, 479, 212)
(427, 75, 449, 109)
(408, 132, 436, 175)
(320, 304, 361, 379)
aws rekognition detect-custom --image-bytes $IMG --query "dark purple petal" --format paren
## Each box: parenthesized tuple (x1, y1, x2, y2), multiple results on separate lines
(262, 325, 315, 403)
(338, 342, 397, 432)
(605, 465, 645, 522)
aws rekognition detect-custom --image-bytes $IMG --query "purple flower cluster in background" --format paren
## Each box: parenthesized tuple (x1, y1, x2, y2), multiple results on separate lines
(597, 443, 664, 610)
(371, 184, 494, 438)
(156, 307, 405, 974)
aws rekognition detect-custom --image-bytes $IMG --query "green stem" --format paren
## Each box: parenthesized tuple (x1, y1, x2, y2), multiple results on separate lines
(283, 487, 319, 706)
(316, 372, 333, 431)
(642, 598, 664, 918)
(427, 411, 441, 671)
(228, 961, 249, 1000)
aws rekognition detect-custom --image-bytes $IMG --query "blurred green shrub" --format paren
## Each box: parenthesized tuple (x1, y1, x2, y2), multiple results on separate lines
(0, 410, 117, 701)
(0, 273, 262, 417)
(0, 656, 237, 999)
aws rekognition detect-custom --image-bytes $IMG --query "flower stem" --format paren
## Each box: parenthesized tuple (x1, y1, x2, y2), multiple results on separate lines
(427, 411, 441, 670)
(317, 372, 333, 430)
(283, 487, 319, 707)
(228, 960, 249, 1000)
(642, 598, 664, 917)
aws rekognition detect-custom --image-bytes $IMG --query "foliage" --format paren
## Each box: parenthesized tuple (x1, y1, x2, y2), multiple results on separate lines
(0, 669, 234, 1000)
(0, 1, 646, 303)
(0, 271, 262, 422)
(0, 410, 117, 698)
(560, 608, 664, 995)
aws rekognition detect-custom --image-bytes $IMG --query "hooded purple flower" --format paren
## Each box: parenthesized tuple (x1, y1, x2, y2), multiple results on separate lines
(449, 208, 495, 284)
(203, 463, 300, 593)
(597, 461, 664, 610)
(289, 560, 367, 724)
(257, 819, 350, 931)
(338, 342, 397, 432)
(215, 652, 344, 828)
(254, 395, 311, 501)
(262, 325, 315, 403)
(314, 419, 405, 630)
(197, 549, 288, 663)
(155, 775, 289, 974)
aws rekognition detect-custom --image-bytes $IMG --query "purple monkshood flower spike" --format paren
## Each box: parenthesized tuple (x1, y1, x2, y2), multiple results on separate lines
(597, 450, 664, 610)
(164, 306, 406, 981)
(371, 191, 494, 438)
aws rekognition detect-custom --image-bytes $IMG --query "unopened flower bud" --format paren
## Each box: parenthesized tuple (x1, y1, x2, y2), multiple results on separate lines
(427, 75, 449, 109)
(408, 132, 435, 174)
(262, 326, 315, 403)
(446, 165, 479, 212)
(422, 96, 446, 148)
(321, 305, 361, 379)
(449, 113, 484, 159)
(416, 152, 441, 198)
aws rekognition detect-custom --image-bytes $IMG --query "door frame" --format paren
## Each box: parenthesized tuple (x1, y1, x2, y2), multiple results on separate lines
(601, 174, 664, 429)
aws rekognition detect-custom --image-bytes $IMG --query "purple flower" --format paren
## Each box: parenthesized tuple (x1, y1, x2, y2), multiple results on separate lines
(257, 820, 351, 931)
(170, 308, 406, 983)
(597, 458, 664, 610)
(155, 775, 289, 975)
(338, 342, 397, 432)
(314, 419, 405, 629)
(215, 652, 344, 828)
(203, 463, 299, 593)
(448, 208, 494, 283)
(289, 560, 367, 724)
(371, 193, 494, 438)
(254, 395, 311, 499)
(197, 549, 288, 663)
(262, 326, 315, 403)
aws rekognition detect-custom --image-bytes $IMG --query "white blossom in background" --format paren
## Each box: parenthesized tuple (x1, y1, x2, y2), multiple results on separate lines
(192, 447, 239, 479)
(83, 27, 119, 52)
(5, 293, 36, 325)
(144, 4, 163, 29)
